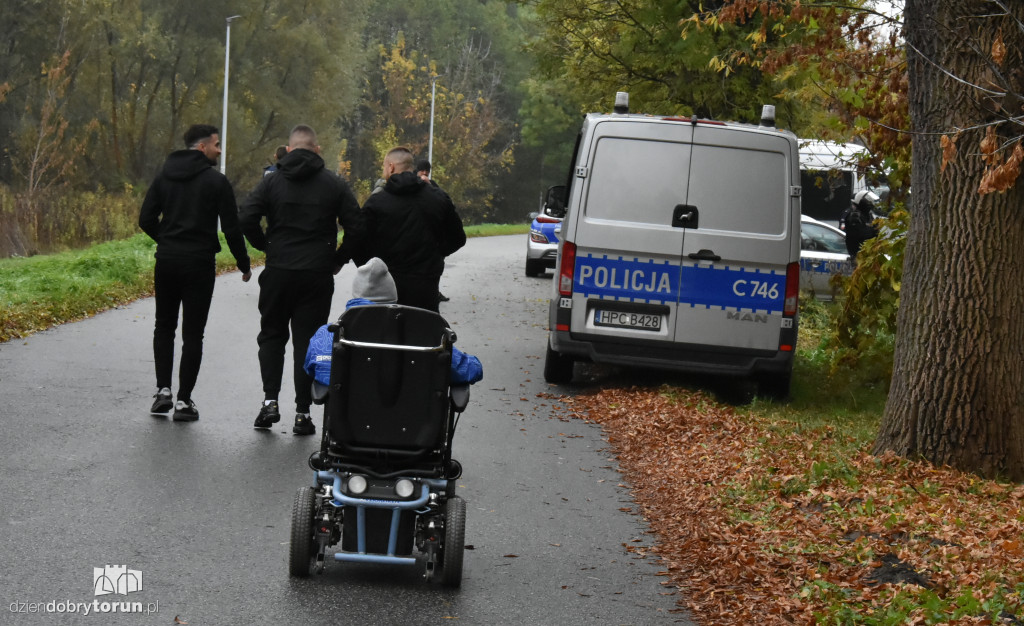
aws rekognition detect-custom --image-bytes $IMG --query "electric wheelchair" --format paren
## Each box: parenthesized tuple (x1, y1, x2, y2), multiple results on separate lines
(288, 304, 469, 587)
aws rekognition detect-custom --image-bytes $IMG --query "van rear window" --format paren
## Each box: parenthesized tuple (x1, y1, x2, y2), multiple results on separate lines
(687, 144, 789, 235)
(801, 169, 853, 223)
(585, 137, 691, 225)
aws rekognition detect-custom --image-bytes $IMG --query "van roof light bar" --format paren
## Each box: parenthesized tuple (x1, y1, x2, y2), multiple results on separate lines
(760, 105, 776, 128)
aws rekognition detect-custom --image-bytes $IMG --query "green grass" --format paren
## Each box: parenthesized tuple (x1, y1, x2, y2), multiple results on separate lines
(0, 225, 528, 342)
(0, 234, 263, 342)
(465, 222, 529, 237)
(757, 296, 888, 445)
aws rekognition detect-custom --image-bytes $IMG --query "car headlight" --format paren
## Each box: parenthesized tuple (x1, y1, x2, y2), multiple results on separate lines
(530, 231, 549, 244)
(347, 475, 367, 495)
(395, 479, 415, 498)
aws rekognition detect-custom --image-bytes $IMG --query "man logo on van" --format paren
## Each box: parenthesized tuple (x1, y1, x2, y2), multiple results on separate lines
(727, 311, 770, 324)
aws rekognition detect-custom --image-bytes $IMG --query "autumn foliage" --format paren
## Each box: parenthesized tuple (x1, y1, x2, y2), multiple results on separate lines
(683, 0, 912, 198)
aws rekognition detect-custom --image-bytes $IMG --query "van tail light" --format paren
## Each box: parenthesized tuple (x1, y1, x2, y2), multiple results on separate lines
(783, 262, 799, 316)
(558, 241, 577, 297)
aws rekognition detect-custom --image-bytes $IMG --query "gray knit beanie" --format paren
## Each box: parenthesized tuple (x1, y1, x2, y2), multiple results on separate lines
(352, 257, 398, 303)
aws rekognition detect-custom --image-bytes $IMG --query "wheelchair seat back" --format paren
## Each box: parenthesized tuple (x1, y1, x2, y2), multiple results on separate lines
(325, 305, 453, 465)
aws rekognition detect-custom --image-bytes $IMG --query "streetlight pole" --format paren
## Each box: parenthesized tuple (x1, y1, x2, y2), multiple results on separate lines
(220, 15, 241, 175)
(427, 74, 444, 171)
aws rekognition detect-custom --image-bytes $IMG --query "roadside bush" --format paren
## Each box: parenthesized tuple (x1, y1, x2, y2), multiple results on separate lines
(0, 183, 142, 258)
(0, 186, 29, 257)
(822, 207, 908, 394)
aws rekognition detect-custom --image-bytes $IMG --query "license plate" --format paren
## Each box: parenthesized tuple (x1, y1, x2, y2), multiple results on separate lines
(593, 309, 662, 331)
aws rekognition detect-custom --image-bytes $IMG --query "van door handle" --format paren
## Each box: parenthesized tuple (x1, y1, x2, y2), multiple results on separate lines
(688, 249, 721, 262)
(672, 204, 699, 228)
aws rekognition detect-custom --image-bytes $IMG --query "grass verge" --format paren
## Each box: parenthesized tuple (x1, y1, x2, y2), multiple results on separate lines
(0, 224, 526, 342)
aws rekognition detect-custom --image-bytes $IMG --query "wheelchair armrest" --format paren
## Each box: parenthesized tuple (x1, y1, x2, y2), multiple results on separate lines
(450, 384, 470, 412)
(311, 380, 330, 405)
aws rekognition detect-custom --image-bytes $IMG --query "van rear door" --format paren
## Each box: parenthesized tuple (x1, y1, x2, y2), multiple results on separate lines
(675, 126, 797, 351)
(567, 120, 692, 344)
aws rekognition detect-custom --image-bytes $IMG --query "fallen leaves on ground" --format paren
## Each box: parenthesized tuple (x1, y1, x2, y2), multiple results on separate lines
(550, 386, 1024, 625)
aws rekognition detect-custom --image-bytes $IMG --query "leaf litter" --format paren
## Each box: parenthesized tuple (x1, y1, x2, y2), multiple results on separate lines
(547, 386, 1024, 624)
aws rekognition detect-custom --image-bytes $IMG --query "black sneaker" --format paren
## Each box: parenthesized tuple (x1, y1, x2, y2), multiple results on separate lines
(172, 400, 199, 422)
(437, 291, 450, 303)
(150, 388, 173, 414)
(254, 401, 281, 429)
(293, 413, 316, 436)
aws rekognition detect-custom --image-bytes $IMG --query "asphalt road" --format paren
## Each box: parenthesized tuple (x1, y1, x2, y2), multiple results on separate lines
(0, 235, 691, 625)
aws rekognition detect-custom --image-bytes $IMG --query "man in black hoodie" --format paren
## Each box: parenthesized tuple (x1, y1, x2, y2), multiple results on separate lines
(239, 124, 363, 436)
(359, 147, 466, 312)
(139, 123, 252, 422)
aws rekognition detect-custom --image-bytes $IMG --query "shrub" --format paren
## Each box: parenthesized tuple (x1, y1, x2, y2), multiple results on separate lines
(824, 207, 908, 392)
(0, 184, 142, 258)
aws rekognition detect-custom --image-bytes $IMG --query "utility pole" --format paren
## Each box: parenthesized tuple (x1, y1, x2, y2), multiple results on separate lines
(220, 15, 242, 175)
(428, 74, 444, 170)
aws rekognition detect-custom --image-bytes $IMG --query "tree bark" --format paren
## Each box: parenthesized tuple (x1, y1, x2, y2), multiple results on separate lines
(874, 0, 1024, 480)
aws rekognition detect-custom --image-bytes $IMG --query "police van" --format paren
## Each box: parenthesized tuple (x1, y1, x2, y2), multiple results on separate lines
(545, 94, 801, 398)
(799, 140, 868, 225)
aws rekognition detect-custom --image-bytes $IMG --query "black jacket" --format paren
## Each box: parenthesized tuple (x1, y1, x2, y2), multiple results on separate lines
(239, 149, 362, 272)
(357, 171, 466, 278)
(840, 205, 879, 256)
(138, 149, 250, 272)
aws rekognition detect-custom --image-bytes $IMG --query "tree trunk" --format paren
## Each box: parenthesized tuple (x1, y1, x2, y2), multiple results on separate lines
(103, 20, 123, 172)
(874, 1, 1024, 480)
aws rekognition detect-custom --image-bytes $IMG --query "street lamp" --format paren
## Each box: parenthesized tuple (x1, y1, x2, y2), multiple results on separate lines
(427, 74, 445, 170)
(220, 15, 242, 175)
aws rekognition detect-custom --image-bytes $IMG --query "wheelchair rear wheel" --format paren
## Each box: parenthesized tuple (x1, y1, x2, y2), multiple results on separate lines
(289, 486, 316, 577)
(440, 495, 466, 587)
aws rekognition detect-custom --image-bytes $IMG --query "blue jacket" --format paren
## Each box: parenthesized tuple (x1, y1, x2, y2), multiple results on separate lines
(303, 299, 483, 385)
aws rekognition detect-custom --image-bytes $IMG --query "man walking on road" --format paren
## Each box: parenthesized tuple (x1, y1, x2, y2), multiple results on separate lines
(415, 158, 452, 305)
(359, 147, 466, 312)
(239, 124, 363, 436)
(139, 123, 252, 422)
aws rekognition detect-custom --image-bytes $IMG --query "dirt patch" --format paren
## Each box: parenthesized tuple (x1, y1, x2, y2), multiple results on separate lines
(865, 553, 931, 588)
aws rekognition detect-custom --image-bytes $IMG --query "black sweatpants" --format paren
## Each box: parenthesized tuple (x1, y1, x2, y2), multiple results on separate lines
(257, 267, 334, 413)
(392, 272, 441, 313)
(153, 256, 217, 402)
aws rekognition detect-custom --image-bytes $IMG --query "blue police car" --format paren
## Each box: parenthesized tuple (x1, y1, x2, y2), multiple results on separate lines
(525, 185, 567, 277)
(799, 214, 853, 300)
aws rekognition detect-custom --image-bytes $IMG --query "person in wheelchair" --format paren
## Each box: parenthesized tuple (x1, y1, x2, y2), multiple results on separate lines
(303, 257, 482, 400)
(291, 257, 481, 586)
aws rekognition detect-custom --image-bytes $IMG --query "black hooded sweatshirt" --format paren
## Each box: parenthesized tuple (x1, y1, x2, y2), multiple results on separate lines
(139, 149, 250, 272)
(239, 149, 362, 272)
(357, 170, 466, 279)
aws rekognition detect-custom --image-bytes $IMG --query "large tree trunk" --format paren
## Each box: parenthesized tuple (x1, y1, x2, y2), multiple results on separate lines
(874, 1, 1024, 480)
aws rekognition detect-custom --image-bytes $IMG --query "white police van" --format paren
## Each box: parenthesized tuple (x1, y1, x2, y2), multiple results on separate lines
(799, 140, 868, 226)
(545, 94, 801, 398)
